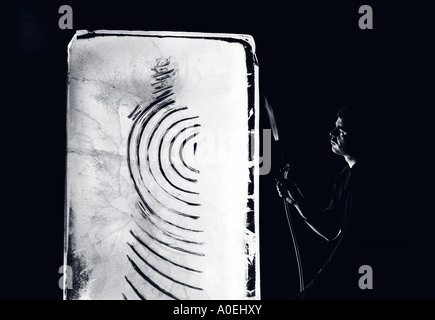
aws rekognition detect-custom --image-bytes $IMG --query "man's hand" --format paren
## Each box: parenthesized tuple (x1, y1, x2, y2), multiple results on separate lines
(276, 178, 290, 198)
(275, 164, 304, 205)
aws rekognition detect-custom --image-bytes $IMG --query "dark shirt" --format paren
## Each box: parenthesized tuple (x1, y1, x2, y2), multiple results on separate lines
(295, 161, 419, 299)
(301, 163, 372, 299)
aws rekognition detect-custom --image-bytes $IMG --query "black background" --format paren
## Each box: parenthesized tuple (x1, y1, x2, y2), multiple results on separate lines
(3, 0, 434, 300)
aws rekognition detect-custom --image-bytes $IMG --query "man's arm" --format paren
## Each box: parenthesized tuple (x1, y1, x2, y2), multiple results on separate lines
(276, 178, 341, 241)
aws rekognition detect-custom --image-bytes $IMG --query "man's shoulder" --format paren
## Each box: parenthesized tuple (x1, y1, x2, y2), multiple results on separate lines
(339, 165, 351, 176)
(332, 166, 352, 188)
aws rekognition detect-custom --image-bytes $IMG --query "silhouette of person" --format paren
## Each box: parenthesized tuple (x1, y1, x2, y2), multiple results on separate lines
(276, 105, 381, 299)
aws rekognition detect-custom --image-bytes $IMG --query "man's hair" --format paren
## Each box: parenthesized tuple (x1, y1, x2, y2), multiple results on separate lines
(336, 105, 368, 135)
(336, 104, 370, 153)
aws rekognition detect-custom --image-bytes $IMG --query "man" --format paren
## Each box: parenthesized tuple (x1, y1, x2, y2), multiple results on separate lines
(276, 105, 377, 299)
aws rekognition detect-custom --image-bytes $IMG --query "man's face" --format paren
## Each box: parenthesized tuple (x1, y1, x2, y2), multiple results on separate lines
(329, 117, 356, 157)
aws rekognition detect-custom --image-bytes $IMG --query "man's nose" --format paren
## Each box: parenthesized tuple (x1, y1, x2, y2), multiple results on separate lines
(329, 128, 338, 138)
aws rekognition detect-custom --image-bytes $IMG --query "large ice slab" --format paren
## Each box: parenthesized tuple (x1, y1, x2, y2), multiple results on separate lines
(64, 30, 259, 300)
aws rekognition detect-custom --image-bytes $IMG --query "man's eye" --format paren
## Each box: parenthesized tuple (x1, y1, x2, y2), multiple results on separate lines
(339, 130, 347, 136)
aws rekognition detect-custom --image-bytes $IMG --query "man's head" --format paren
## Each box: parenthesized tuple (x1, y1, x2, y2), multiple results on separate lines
(329, 105, 366, 158)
